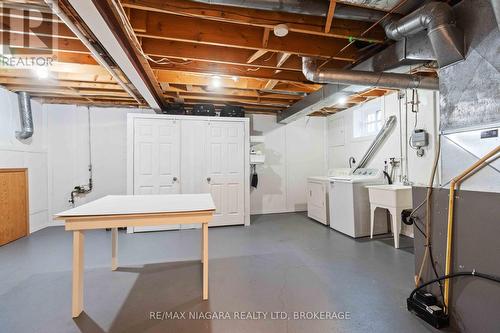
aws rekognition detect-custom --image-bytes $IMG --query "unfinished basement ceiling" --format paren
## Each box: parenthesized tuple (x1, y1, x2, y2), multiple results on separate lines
(338, 0, 399, 11)
(0, 0, 433, 115)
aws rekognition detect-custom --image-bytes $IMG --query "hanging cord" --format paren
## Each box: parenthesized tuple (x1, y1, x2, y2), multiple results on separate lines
(414, 134, 441, 290)
(409, 271, 500, 302)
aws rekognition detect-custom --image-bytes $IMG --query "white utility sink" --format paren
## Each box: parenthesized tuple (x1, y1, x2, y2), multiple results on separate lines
(366, 184, 412, 207)
(365, 184, 413, 249)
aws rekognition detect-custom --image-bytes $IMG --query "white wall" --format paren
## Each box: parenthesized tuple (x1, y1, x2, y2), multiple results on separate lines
(326, 90, 439, 186)
(0, 87, 49, 233)
(325, 90, 440, 237)
(45, 105, 152, 225)
(248, 114, 326, 214)
(46, 108, 323, 221)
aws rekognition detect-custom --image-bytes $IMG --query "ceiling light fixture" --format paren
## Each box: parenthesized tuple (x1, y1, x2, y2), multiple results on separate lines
(273, 24, 289, 37)
(34, 66, 49, 79)
(210, 75, 222, 89)
(338, 95, 348, 106)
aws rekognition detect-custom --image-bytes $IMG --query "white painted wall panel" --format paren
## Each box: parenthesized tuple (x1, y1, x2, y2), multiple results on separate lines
(285, 117, 326, 212)
(248, 114, 326, 215)
(46, 105, 153, 226)
(0, 87, 48, 233)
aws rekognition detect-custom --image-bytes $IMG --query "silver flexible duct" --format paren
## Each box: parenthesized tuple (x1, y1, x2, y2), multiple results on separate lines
(383, 2, 464, 67)
(356, 115, 397, 170)
(302, 57, 439, 90)
(15, 92, 34, 140)
(190, 0, 390, 22)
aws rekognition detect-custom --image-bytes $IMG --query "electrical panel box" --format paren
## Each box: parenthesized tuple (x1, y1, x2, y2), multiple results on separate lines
(411, 129, 429, 148)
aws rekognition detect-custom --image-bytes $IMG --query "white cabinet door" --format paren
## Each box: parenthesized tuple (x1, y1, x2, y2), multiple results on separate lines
(307, 180, 327, 225)
(133, 118, 181, 231)
(206, 121, 245, 226)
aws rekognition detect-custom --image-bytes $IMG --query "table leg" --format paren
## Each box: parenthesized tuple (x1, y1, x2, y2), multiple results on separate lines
(201, 224, 204, 263)
(111, 228, 118, 271)
(202, 222, 208, 300)
(72, 230, 85, 318)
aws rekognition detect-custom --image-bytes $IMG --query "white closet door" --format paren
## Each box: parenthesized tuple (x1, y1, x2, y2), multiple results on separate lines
(206, 121, 245, 226)
(134, 118, 181, 231)
(179, 119, 207, 229)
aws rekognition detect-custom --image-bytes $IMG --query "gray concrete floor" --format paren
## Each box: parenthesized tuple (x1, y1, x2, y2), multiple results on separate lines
(0, 212, 438, 333)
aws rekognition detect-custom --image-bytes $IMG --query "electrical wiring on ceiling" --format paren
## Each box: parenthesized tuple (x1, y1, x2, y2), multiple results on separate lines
(111, 0, 192, 66)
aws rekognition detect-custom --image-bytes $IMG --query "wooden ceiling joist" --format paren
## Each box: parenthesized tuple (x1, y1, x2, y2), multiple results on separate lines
(120, 0, 386, 43)
(154, 70, 321, 92)
(247, 50, 268, 64)
(162, 85, 302, 101)
(129, 9, 359, 61)
(165, 93, 293, 107)
(0, 0, 396, 114)
(149, 60, 305, 83)
(325, 0, 337, 33)
(0, 77, 122, 91)
(310, 88, 397, 116)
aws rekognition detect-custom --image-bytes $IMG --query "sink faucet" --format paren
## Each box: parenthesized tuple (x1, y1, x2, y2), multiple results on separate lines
(402, 175, 413, 186)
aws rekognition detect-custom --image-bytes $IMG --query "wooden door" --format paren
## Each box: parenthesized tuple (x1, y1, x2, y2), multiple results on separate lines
(0, 169, 29, 246)
(205, 121, 245, 226)
(133, 118, 181, 231)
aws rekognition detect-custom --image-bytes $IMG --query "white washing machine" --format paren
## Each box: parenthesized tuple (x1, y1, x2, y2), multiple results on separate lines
(328, 168, 388, 238)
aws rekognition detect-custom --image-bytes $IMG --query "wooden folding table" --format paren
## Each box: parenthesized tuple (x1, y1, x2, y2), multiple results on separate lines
(55, 194, 215, 318)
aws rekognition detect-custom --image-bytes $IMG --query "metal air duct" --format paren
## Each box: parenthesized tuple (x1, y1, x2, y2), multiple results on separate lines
(190, 0, 391, 23)
(15, 92, 34, 140)
(302, 57, 439, 90)
(491, 0, 500, 31)
(356, 115, 397, 169)
(383, 2, 464, 67)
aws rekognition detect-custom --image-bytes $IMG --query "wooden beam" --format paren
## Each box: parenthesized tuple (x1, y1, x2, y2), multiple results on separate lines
(131, 9, 148, 33)
(0, 66, 120, 84)
(276, 52, 291, 68)
(161, 84, 301, 100)
(181, 101, 282, 111)
(129, 9, 359, 60)
(325, 0, 337, 33)
(246, 50, 268, 64)
(149, 60, 306, 83)
(4, 33, 88, 54)
(141, 39, 350, 71)
(264, 80, 279, 90)
(36, 97, 142, 106)
(121, 0, 386, 43)
(166, 93, 293, 107)
(7, 86, 131, 98)
(262, 27, 270, 48)
(153, 70, 322, 92)
(0, 77, 123, 90)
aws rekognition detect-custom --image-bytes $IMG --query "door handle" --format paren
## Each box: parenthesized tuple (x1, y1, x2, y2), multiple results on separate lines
(173, 177, 178, 182)
(206, 177, 211, 183)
